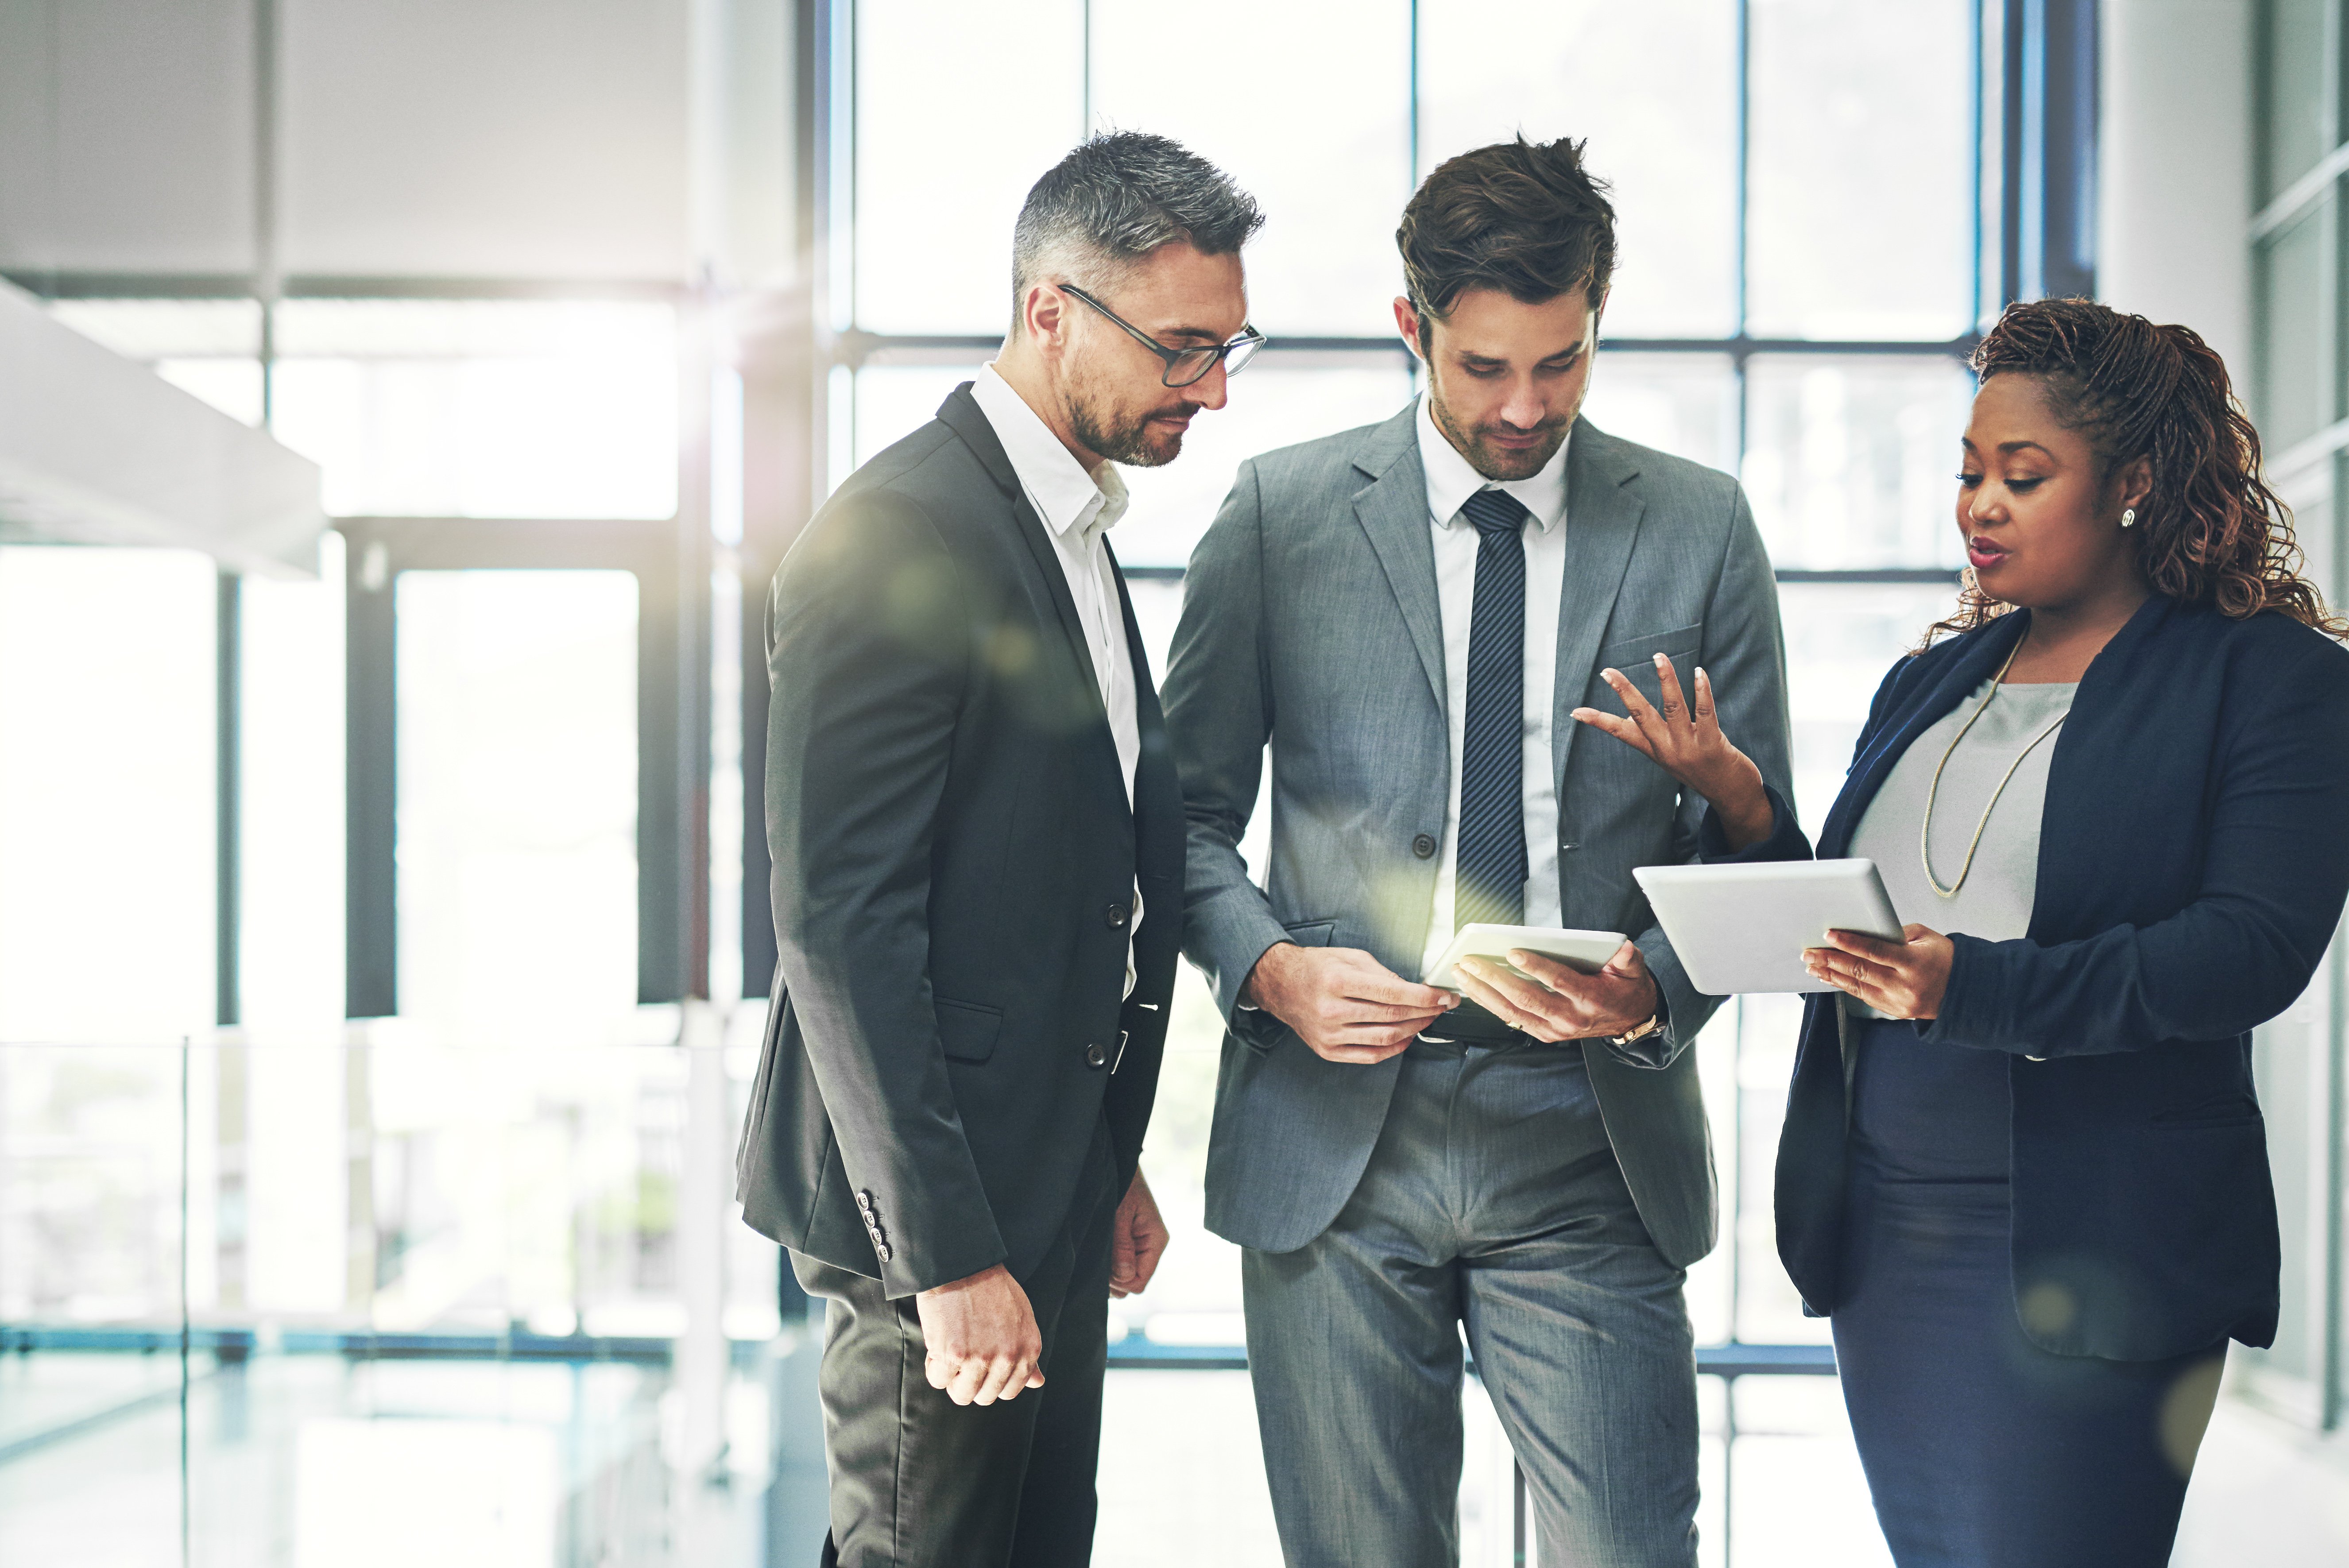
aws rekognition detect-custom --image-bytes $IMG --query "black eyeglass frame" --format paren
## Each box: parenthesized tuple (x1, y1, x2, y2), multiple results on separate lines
(1059, 284, 1268, 388)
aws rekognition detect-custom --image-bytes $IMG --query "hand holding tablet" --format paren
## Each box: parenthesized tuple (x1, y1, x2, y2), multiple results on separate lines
(1425, 923, 1629, 992)
(1633, 859, 1904, 995)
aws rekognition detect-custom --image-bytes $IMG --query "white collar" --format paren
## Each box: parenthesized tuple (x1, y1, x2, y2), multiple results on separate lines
(971, 364, 1129, 543)
(1415, 392, 1569, 534)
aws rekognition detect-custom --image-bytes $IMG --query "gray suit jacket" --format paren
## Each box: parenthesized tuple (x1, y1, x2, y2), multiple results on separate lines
(1162, 407, 1792, 1268)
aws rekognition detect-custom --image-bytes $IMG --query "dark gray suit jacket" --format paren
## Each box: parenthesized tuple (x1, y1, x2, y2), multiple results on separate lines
(1163, 407, 1792, 1268)
(735, 385, 1184, 1298)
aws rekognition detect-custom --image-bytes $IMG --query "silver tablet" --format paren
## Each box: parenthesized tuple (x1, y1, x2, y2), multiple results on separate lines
(1425, 924, 1629, 992)
(1632, 859, 1902, 996)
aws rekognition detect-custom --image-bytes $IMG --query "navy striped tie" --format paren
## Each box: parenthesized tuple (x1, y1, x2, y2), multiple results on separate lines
(1455, 488, 1531, 931)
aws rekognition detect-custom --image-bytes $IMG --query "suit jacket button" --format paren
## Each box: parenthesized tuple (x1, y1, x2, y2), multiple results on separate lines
(1412, 833, 1436, 859)
(855, 1191, 873, 1213)
(1085, 1041, 1109, 1068)
(1105, 902, 1129, 930)
(875, 1242, 892, 1262)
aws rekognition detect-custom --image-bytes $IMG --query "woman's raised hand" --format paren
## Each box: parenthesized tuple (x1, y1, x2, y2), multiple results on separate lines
(1571, 654, 1776, 850)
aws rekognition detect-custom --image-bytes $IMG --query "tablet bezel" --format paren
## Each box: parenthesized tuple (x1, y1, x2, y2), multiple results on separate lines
(1425, 923, 1629, 993)
(1633, 858, 1902, 996)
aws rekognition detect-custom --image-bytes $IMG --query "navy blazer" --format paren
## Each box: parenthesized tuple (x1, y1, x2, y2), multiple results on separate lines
(1716, 596, 2349, 1360)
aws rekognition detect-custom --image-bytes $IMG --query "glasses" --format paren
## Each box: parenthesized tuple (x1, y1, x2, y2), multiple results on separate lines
(1060, 285, 1267, 388)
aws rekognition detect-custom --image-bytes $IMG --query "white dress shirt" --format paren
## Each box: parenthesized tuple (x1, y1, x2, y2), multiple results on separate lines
(969, 364, 1142, 994)
(1414, 392, 1572, 984)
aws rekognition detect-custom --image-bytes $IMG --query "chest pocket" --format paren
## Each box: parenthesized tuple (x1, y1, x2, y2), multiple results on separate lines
(1591, 621, 1703, 713)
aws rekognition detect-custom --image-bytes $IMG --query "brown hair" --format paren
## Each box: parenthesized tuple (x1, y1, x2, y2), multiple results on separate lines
(1926, 297, 2342, 646)
(1397, 136, 1616, 321)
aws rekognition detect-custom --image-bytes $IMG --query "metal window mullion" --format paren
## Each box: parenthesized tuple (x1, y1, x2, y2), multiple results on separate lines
(1727, 8, 1753, 1555)
(1970, 0, 1990, 325)
(2332, 0, 2349, 1423)
(1998, 0, 2025, 306)
(1408, 0, 1421, 185)
(1734, 0, 1752, 337)
(217, 573, 241, 1029)
(345, 537, 398, 1019)
(2332, 4, 2348, 436)
(2326, 25, 2349, 1410)
(830, 0, 857, 337)
(2330, 472, 2349, 1435)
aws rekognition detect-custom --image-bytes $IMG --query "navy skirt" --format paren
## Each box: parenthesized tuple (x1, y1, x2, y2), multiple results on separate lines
(1832, 1019, 2225, 1568)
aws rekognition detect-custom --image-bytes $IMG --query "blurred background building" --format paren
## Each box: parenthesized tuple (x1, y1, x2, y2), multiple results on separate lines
(0, 0, 2340, 1563)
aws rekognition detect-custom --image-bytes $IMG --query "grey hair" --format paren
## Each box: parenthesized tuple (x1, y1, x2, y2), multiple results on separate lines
(1010, 131, 1264, 326)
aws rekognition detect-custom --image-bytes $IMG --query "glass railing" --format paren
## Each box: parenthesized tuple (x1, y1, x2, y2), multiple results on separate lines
(0, 1007, 1883, 1568)
(0, 1024, 800, 1566)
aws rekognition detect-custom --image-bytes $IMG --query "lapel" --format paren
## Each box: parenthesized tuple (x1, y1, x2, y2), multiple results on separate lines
(1816, 609, 2028, 856)
(1550, 418, 1649, 788)
(935, 383, 1129, 818)
(937, 384, 1103, 698)
(1110, 542, 1174, 857)
(1348, 405, 1447, 716)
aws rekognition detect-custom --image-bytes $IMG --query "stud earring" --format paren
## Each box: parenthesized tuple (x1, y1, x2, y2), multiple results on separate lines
(2121, 508, 2136, 529)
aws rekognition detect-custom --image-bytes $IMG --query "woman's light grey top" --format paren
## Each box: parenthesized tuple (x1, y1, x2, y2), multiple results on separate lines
(1845, 675, 2077, 1018)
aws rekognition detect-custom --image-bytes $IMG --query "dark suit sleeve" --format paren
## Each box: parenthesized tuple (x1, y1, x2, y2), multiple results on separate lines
(1697, 652, 1915, 864)
(1927, 638, 2349, 1057)
(1617, 482, 1797, 1067)
(1696, 781, 1813, 863)
(764, 489, 1006, 1292)
(1165, 459, 1294, 1024)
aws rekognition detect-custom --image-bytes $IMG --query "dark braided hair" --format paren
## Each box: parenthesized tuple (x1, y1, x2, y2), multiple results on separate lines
(1925, 297, 2343, 646)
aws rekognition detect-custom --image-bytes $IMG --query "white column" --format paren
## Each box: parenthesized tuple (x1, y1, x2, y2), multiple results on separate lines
(2096, 0, 2254, 371)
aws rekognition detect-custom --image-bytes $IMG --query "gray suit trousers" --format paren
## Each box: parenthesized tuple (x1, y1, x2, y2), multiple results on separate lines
(1242, 1041, 1699, 1568)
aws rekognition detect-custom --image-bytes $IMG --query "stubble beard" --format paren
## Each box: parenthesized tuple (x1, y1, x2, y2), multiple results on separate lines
(1068, 385, 1187, 470)
(1428, 379, 1571, 482)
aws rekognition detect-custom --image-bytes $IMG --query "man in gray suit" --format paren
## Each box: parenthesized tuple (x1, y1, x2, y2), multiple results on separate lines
(1162, 137, 1793, 1567)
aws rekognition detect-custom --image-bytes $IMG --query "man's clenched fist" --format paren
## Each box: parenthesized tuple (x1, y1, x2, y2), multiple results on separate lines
(917, 1264, 1045, 1406)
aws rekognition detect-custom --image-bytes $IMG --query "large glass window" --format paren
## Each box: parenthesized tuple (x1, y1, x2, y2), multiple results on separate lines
(393, 570, 641, 1046)
(1743, 356, 1974, 570)
(824, 4, 1987, 1557)
(2245, 0, 2349, 1437)
(1420, 0, 1741, 338)
(2255, 197, 2332, 455)
(2262, 0, 2334, 202)
(852, 0, 1085, 335)
(1092, 0, 1413, 337)
(270, 300, 680, 519)
(3, 2, 2023, 1560)
(1745, 0, 1977, 340)
(0, 547, 218, 1045)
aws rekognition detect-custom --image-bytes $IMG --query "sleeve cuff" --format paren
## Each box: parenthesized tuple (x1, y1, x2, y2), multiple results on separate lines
(1697, 782, 1809, 864)
(1917, 933, 2015, 1053)
(1211, 916, 1293, 1026)
(1595, 987, 1675, 1069)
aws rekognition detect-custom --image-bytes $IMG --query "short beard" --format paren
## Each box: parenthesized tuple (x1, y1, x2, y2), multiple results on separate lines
(1428, 378, 1571, 482)
(1069, 388, 1184, 469)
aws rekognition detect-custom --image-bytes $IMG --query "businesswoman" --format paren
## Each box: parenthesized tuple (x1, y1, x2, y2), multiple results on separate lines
(1549, 298, 2349, 1566)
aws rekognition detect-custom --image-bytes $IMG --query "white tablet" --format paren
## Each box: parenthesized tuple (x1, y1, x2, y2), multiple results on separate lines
(1632, 859, 1903, 996)
(1426, 924, 1629, 992)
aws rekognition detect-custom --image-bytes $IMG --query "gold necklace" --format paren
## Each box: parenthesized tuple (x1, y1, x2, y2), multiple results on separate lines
(1919, 641, 2070, 898)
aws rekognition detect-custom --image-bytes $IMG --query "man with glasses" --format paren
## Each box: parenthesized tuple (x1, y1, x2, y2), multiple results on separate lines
(735, 131, 1262, 1568)
(1164, 137, 1793, 1566)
